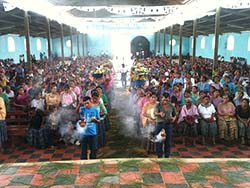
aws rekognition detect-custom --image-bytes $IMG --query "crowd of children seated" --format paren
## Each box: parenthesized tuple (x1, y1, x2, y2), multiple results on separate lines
(128, 56, 250, 158)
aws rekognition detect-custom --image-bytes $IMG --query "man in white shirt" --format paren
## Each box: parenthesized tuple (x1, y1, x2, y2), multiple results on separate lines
(120, 64, 128, 88)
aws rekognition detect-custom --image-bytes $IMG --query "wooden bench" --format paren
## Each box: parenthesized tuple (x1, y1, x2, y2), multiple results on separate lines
(6, 110, 30, 146)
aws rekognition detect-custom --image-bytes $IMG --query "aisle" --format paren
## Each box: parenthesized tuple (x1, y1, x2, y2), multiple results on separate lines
(97, 76, 153, 158)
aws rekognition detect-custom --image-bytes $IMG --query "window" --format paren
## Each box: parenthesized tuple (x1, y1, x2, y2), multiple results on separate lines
(191, 38, 193, 48)
(66, 40, 71, 48)
(8, 36, 15, 52)
(212, 36, 215, 49)
(201, 37, 205, 49)
(36, 38, 42, 50)
(169, 39, 176, 46)
(248, 36, 250, 51)
(24, 38, 26, 51)
(227, 35, 234, 51)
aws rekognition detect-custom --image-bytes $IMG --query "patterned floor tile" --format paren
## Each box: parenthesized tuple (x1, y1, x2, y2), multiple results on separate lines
(165, 183, 189, 188)
(53, 174, 76, 185)
(16, 166, 40, 175)
(224, 171, 250, 183)
(101, 163, 119, 174)
(179, 163, 199, 172)
(0, 166, 19, 175)
(30, 174, 45, 186)
(9, 175, 34, 186)
(120, 172, 141, 184)
(142, 173, 163, 184)
(141, 184, 166, 188)
(139, 163, 160, 173)
(75, 173, 98, 185)
(211, 182, 235, 188)
(234, 182, 250, 187)
(159, 161, 181, 172)
(161, 172, 186, 184)
(0, 175, 13, 187)
(183, 171, 208, 184)
(190, 183, 213, 188)
(79, 163, 101, 174)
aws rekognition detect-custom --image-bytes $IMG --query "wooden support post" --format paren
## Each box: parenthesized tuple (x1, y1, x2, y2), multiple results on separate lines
(60, 24, 64, 62)
(158, 30, 161, 55)
(179, 25, 183, 65)
(77, 31, 80, 57)
(163, 28, 166, 56)
(213, 7, 221, 76)
(46, 18, 52, 64)
(192, 19, 197, 64)
(82, 33, 85, 56)
(70, 27, 73, 57)
(170, 25, 173, 63)
(24, 11, 31, 70)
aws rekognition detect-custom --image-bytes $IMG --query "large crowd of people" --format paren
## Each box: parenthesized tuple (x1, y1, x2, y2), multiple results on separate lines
(128, 56, 250, 158)
(0, 55, 115, 159)
(0, 54, 249, 160)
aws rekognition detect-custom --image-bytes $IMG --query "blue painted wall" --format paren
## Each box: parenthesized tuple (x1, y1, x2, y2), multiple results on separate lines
(156, 33, 190, 56)
(55, 33, 155, 57)
(52, 34, 85, 58)
(1, 31, 250, 64)
(191, 31, 250, 63)
(0, 34, 48, 63)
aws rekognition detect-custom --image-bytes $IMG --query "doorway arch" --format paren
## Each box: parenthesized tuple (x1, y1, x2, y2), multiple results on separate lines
(131, 36, 150, 58)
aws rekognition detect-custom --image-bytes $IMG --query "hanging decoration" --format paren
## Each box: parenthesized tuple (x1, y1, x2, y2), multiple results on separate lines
(3, 0, 250, 34)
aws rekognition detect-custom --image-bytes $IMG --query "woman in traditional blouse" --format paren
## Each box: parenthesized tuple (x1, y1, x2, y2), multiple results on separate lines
(217, 94, 238, 142)
(236, 98, 250, 145)
(45, 84, 61, 111)
(178, 98, 199, 145)
(141, 93, 158, 153)
(13, 86, 31, 110)
(198, 95, 217, 145)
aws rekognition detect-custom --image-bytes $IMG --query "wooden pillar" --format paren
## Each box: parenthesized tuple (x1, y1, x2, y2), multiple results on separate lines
(179, 25, 183, 65)
(60, 24, 64, 62)
(77, 32, 80, 57)
(70, 27, 73, 57)
(85, 34, 88, 55)
(82, 33, 85, 56)
(46, 18, 52, 64)
(192, 19, 197, 64)
(24, 11, 31, 70)
(154, 32, 157, 55)
(213, 7, 221, 76)
(157, 30, 161, 55)
(163, 28, 166, 56)
(170, 25, 173, 63)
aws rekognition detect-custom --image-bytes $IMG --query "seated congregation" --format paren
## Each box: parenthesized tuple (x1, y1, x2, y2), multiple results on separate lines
(129, 56, 250, 158)
(0, 55, 114, 158)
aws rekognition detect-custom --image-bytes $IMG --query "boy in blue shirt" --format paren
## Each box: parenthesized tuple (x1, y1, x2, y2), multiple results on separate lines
(76, 96, 100, 159)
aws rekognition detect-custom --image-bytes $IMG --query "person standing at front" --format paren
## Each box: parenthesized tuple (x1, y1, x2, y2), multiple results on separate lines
(154, 93, 177, 158)
(76, 96, 100, 159)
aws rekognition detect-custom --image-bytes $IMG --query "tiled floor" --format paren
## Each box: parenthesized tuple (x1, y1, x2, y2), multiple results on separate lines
(0, 159, 249, 187)
(0, 138, 250, 164)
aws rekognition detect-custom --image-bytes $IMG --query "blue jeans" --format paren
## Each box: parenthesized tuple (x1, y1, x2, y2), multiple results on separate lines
(80, 135, 97, 159)
(154, 122, 173, 158)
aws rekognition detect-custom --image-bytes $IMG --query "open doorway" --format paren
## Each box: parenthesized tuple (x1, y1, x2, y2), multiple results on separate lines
(131, 36, 150, 58)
